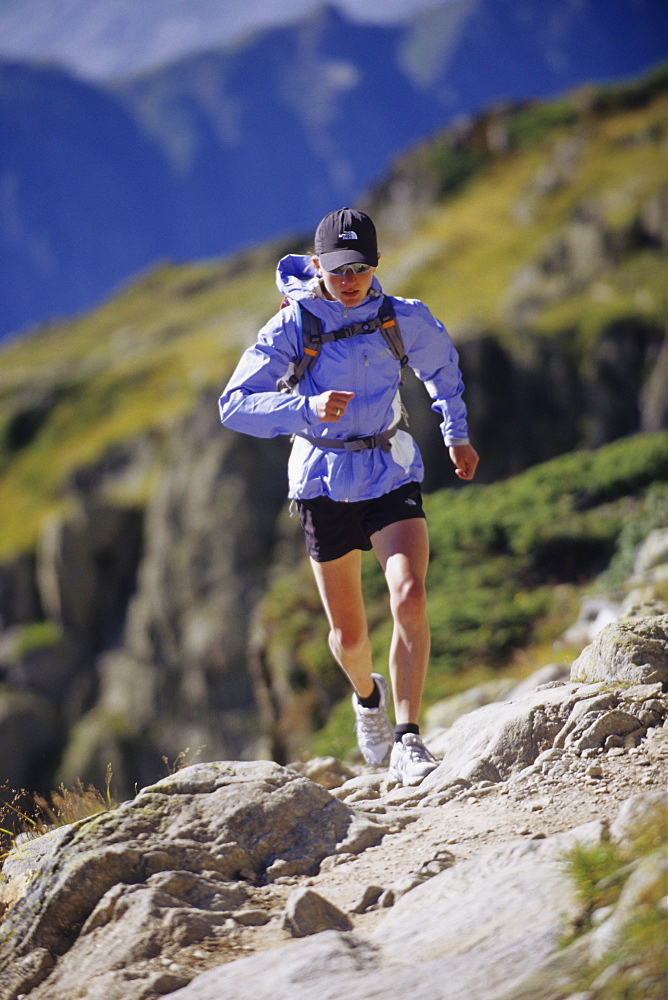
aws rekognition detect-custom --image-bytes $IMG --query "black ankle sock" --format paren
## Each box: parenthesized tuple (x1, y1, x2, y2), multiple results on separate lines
(356, 680, 381, 709)
(395, 723, 420, 742)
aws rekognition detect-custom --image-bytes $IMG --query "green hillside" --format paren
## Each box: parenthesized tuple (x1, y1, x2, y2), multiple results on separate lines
(0, 251, 281, 557)
(260, 431, 668, 759)
(0, 65, 666, 560)
(377, 64, 668, 344)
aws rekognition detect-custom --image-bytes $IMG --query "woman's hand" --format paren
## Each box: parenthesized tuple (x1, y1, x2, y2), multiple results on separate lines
(449, 444, 479, 481)
(313, 390, 355, 422)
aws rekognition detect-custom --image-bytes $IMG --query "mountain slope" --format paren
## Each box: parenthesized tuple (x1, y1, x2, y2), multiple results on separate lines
(0, 66, 666, 555)
(1, 0, 666, 341)
(0, 61, 178, 338)
(0, 70, 666, 796)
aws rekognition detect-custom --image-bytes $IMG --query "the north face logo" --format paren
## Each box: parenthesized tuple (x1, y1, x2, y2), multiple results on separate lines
(339, 230, 357, 240)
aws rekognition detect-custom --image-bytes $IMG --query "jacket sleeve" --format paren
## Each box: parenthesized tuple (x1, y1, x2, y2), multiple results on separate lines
(218, 309, 318, 438)
(399, 299, 470, 446)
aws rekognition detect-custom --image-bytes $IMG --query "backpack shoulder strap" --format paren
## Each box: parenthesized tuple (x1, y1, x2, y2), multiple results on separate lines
(276, 296, 408, 393)
(377, 296, 408, 375)
(276, 301, 323, 393)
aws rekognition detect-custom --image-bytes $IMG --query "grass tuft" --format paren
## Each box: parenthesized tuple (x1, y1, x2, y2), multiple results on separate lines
(0, 765, 117, 866)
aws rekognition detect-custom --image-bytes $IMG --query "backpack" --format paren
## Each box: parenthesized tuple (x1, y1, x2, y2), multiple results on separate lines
(276, 295, 408, 394)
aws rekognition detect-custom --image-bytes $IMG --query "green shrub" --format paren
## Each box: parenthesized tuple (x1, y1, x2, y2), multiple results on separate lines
(590, 60, 668, 114)
(562, 803, 667, 1000)
(426, 143, 490, 198)
(506, 99, 579, 148)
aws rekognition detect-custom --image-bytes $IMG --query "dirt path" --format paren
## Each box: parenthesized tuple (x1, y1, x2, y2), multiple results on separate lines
(179, 717, 667, 974)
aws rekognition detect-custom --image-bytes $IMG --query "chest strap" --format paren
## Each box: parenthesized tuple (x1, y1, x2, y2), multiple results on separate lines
(277, 296, 407, 394)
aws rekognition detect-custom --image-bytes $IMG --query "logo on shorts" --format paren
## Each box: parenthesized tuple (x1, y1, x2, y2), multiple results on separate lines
(405, 498, 417, 506)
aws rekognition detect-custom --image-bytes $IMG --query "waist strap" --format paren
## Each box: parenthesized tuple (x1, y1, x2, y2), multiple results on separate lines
(297, 427, 397, 453)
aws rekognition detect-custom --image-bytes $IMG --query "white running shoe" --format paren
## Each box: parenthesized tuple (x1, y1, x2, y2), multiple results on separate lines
(389, 733, 439, 786)
(352, 673, 394, 766)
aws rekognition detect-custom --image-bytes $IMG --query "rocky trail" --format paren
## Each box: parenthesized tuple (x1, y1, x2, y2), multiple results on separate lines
(0, 534, 666, 1000)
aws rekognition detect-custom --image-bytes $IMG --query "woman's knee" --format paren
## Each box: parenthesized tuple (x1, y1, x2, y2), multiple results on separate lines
(390, 574, 427, 624)
(330, 622, 368, 658)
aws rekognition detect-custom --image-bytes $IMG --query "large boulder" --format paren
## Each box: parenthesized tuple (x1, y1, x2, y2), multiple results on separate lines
(571, 615, 668, 686)
(412, 676, 666, 801)
(423, 682, 586, 786)
(0, 761, 386, 1000)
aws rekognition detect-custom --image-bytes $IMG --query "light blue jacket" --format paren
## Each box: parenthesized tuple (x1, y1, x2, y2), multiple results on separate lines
(218, 254, 470, 502)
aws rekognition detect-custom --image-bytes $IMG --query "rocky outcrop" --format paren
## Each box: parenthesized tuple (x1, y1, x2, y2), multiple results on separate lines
(409, 323, 666, 488)
(571, 614, 668, 686)
(0, 595, 666, 1000)
(0, 552, 41, 629)
(37, 500, 143, 662)
(162, 827, 599, 1000)
(0, 761, 387, 1000)
(55, 400, 291, 795)
(622, 526, 668, 617)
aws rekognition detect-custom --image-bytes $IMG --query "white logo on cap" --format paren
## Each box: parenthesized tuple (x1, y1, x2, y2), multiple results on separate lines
(339, 230, 357, 240)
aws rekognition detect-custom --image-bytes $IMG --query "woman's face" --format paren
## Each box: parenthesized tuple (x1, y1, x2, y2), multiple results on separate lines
(312, 257, 377, 308)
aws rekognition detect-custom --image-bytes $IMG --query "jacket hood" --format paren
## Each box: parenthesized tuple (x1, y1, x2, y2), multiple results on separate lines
(276, 254, 383, 319)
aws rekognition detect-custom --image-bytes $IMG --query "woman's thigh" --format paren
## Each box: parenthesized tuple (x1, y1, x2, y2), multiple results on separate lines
(309, 548, 368, 638)
(371, 517, 430, 587)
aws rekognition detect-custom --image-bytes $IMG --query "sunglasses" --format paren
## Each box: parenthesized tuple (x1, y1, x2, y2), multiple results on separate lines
(323, 262, 373, 276)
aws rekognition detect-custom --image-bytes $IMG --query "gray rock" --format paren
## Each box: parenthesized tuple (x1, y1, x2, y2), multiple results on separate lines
(571, 615, 668, 686)
(289, 756, 359, 790)
(281, 887, 352, 937)
(552, 692, 618, 749)
(424, 678, 517, 732)
(505, 663, 571, 699)
(634, 528, 668, 576)
(0, 761, 385, 999)
(487, 936, 592, 1000)
(588, 848, 667, 962)
(167, 930, 383, 1000)
(36, 499, 143, 659)
(609, 790, 666, 845)
(351, 884, 385, 914)
(619, 527, 668, 617)
(568, 709, 643, 752)
(424, 683, 587, 787)
(560, 599, 620, 650)
(165, 822, 603, 1000)
(119, 400, 290, 765)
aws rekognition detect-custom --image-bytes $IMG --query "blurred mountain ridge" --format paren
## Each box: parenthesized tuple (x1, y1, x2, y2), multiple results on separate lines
(1, 0, 666, 341)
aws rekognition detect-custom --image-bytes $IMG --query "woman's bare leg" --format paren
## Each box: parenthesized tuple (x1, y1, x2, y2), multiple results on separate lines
(371, 518, 430, 725)
(309, 548, 375, 700)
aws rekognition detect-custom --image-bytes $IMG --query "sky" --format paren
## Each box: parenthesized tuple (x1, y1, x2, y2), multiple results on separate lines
(0, 0, 446, 79)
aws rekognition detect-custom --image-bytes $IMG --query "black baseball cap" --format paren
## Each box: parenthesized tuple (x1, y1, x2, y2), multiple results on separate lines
(314, 207, 379, 270)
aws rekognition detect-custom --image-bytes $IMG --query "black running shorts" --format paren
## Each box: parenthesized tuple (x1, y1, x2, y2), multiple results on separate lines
(296, 482, 426, 563)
